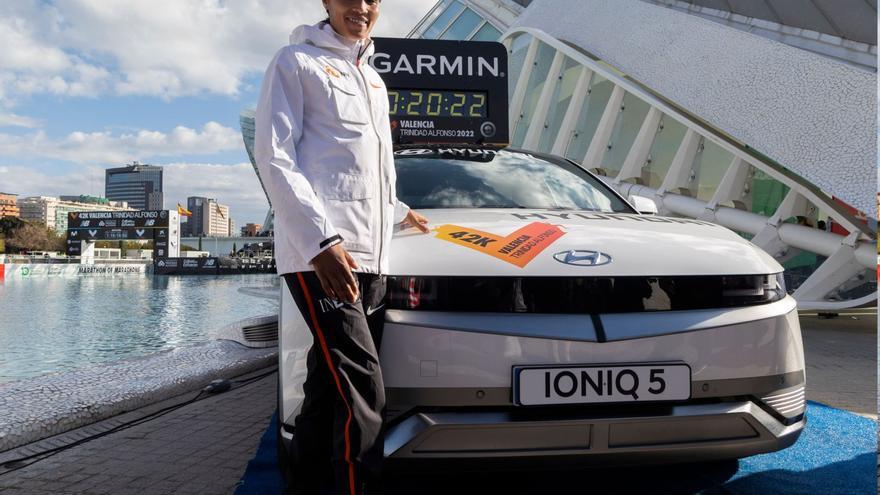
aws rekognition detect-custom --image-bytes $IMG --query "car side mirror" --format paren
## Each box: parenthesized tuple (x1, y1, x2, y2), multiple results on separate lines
(629, 195, 658, 215)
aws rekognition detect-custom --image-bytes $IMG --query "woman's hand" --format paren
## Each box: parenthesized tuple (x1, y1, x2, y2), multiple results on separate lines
(402, 210, 430, 233)
(310, 244, 359, 303)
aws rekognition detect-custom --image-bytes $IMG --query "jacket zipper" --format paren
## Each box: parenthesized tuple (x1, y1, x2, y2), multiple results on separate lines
(355, 41, 385, 275)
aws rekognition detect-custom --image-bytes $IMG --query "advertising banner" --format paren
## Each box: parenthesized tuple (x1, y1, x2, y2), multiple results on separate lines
(2, 263, 146, 280)
(65, 210, 178, 258)
(67, 210, 169, 228)
(153, 257, 219, 275)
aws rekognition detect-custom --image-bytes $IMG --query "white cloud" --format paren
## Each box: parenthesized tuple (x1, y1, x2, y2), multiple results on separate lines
(0, 112, 42, 128)
(0, 161, 270, 226)
(0, 122, 241, 164)
(163, 162, 270, 226)
(0, 0, 437, 103)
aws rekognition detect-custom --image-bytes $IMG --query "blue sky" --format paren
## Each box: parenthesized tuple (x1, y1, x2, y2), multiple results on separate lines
(0, 0, 436, 228)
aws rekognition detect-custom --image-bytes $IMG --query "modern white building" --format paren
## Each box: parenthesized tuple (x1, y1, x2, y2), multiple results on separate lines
(185, 196, 233, 237)
(17, 196, 134, 234)
(243, 0, 876, 309)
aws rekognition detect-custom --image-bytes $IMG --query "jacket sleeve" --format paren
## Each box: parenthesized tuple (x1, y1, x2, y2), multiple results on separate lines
(254, 48, 339, 264)
(393, 197, 410, 224)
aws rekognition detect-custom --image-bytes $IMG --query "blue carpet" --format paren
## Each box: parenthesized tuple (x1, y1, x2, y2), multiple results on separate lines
(233, 411, 284, 495)
(235, 402, 877, 494)
(723, 401, 876, 494)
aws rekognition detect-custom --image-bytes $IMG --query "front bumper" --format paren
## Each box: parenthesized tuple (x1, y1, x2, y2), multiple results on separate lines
(382, 399, 804, 468)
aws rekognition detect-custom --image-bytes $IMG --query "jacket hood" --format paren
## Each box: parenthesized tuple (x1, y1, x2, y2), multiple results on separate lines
(289, 22, 375, 64)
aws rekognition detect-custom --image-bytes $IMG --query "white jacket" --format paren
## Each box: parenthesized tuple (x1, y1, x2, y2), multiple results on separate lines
(254, 22, 408, 275)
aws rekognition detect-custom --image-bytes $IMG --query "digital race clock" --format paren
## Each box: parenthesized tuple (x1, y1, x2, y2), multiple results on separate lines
(370, 38, 509, 145)
(388, 90, 487, 118)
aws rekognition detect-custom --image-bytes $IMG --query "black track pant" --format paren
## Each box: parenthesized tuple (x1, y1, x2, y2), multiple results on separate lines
(283, 272, 386, 495)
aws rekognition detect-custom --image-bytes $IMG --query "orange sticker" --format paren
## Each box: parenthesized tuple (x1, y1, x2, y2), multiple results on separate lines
(434, 222, 565, 268)
(323, 65, 341, 78)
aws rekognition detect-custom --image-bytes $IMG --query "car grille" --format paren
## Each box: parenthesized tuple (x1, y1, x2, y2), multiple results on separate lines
(387, 274, 786, 313)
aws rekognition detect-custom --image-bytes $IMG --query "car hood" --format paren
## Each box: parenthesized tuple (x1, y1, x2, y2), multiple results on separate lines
(388, 209, 781, 277)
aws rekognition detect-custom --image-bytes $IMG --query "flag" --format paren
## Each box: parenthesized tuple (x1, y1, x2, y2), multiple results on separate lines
(177, 203, 192, 217)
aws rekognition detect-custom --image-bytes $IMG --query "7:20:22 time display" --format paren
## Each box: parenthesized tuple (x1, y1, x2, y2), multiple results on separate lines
(387, 90, 487, 118)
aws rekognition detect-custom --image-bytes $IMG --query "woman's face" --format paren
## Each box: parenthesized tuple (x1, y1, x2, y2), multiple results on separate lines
(324, 0, 380, 41)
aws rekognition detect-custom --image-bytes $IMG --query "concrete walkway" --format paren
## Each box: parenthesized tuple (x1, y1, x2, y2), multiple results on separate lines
(798, 308, 876, 418)
(0, 312, 875, 494)
(0, 368, 277, 495)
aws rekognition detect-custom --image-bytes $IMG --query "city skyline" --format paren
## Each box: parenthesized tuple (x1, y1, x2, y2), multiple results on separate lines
(0, 0, 436, 228)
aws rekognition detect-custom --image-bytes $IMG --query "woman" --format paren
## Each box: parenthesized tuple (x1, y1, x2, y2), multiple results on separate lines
(254, 1, 429, 494)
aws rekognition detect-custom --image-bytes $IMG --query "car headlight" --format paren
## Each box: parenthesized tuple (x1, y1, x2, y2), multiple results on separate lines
(720, 273, 786, 306)
(387, 273, 788, 313)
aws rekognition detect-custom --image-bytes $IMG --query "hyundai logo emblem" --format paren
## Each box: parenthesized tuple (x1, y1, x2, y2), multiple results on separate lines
(553, 250, 612, 266)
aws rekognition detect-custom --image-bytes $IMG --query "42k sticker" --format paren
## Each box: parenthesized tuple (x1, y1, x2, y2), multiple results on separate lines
(434, 222, 565, 268)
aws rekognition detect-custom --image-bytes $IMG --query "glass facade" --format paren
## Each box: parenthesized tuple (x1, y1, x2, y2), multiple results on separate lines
(747, 168, 790, 217)
(512, 40, 556, 146)
(564, 73, 614, 165)
(421, 1, 465, 39)
(418, 1, 503, 42)
(104, 164, 163, 211)
(440, 8, 483, 40)
(471, 22, 502, 41)
(691, 138, 734, 202)
(643, 115, 688, 188)
(600, 92, 651, 177)
(240, 110, 273, 235)
(536, 57, 580, 153)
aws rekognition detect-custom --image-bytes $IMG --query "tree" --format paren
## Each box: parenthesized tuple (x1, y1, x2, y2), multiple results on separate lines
(232, 242, 237, 255)
(0, 216, 25, 237)
(5, 222, 62, 252)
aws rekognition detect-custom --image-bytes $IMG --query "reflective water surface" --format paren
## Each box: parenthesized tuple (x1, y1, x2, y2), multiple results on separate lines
(0, 274, 279, 383)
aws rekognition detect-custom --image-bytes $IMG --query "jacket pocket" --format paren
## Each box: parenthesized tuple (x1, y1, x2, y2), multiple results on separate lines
(314, 173, 375, 253)
(315, 172, 374, 200)
(328, 77, 369, 125)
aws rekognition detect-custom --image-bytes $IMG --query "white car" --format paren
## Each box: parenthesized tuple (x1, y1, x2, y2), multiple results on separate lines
(278, 146, 805, 470)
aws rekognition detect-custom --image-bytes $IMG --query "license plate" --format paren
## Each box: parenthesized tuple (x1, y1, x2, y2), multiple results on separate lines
(513, 363, 691, 406)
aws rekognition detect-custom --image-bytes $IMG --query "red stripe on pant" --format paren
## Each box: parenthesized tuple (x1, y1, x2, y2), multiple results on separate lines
(296, 273, 357, 495)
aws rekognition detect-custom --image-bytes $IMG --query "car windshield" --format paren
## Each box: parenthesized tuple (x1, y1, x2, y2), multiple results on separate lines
(394, 148, 633, 212)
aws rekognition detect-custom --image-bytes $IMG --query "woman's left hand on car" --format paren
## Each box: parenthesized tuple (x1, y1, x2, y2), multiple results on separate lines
(402, 210, 430, 233)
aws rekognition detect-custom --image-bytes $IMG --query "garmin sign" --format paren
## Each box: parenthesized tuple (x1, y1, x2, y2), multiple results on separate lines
(370, 38, 508, 145)
(370, 53, 501, 78)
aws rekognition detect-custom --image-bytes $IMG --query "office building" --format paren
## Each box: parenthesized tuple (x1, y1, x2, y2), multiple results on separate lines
(186, 196, 231, 237)
(105, 162, 163, 210)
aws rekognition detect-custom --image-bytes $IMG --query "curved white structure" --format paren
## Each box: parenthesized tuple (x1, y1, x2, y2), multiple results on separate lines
(499, 24, 875, 309)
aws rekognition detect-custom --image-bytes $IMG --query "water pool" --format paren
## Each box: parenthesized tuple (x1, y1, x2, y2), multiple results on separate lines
(0, 274, 279, 383)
